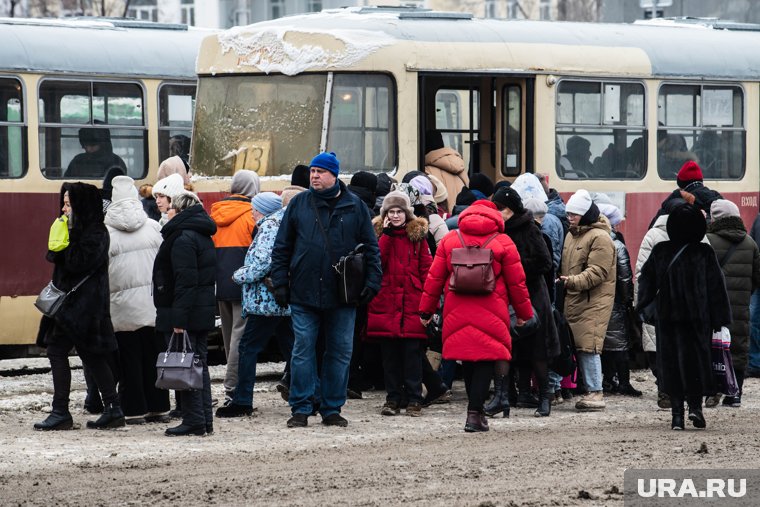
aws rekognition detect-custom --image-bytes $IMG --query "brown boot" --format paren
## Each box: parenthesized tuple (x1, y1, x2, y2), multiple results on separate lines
(464, 410, 489, 432)
(575, 391, 606, 411)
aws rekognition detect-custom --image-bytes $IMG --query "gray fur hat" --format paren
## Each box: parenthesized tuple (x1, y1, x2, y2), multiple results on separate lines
(380, 190, 415, 221)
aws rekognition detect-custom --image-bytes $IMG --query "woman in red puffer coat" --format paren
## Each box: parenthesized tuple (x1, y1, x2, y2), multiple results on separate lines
(419, 200, 533, 432)
(367, 191, 432, 417)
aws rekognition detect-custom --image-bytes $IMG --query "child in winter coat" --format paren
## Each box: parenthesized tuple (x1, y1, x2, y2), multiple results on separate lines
(367, 191, 433, 417)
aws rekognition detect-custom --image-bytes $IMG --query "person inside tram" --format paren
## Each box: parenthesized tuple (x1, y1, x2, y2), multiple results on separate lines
(169, 134, 191, 172)
(66, 127, 127, 179)
(558, 135, 593, 179)
(691, 130, 722, 178)
(656, 126, 697, 179)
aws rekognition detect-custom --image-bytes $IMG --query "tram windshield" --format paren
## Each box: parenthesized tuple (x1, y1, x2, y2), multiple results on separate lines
(192, 73, 396, 177)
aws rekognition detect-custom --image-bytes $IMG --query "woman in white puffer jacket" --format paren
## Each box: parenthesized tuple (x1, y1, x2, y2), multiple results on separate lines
(105, 175, 169, 424)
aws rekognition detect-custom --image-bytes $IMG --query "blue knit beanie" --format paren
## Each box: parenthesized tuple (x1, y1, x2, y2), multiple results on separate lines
(309, 151, 340, 176)
(252, 191, 282, 216)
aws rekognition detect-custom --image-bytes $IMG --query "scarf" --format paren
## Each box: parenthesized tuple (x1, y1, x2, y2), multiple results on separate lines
(309, 180, 341, 200)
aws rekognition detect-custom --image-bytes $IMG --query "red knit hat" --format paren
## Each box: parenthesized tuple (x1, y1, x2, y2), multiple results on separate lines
(676, 161, 703, 188)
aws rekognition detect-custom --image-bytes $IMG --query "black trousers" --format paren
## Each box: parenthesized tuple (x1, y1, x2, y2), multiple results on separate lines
(602, 350, 632, 387)
(381, 339, 424, 405)
(47, 338, 118, 414)
(462, 361, 494, 411)
(116, 327, 170, 417)
(165, 331, 212, 428)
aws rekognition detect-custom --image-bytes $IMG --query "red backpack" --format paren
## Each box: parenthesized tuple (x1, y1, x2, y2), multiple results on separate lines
(448, 230, 499, 295)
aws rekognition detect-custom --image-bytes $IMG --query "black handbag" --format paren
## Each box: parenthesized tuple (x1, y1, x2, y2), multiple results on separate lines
(34, 272, 94, 318)
(310, 195, 367, 306)
(155, 331, 203, 391)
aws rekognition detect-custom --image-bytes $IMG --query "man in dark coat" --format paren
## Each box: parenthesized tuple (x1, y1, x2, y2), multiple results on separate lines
(66, 127, 127, 178)
(153, 191, 217, 436)
(637, 203, 732, 430)
(750, 213, 760, 378)
(35, 183, 122, 431)
(705, 199, 760, 407)
(271, 152, 381, 428)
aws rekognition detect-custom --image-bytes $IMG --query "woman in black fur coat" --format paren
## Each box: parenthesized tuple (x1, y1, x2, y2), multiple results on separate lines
(637, 203, 732, 430)
(34, 183, 123, 431)
(486, 187, 560, 418)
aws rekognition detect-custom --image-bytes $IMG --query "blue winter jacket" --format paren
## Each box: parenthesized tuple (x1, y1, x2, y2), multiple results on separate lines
(271, 181, 382, 309)
(541, 212, 565, 273)
(234, 208, 289, 317)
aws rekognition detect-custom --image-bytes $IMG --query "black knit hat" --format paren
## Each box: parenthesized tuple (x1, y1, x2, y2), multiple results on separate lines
(455, 187, 476, 206)
(469, 173, 495, 198)
(291, 164, 310, 188)
(350, 171, 378, 192)
(402, 170, 426, 184)
(667, 203, 706, 245)
(579, 202, 601, 226)
(425, 130, 444, 153)
(376, 173, 396, 198)
(492, 186, 524, 214)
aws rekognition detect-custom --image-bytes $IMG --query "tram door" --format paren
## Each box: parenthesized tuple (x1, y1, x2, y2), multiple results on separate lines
(419, 74, 532, 183)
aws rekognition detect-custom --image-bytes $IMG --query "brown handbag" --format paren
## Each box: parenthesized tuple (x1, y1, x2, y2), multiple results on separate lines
(448, 230, 499, 295)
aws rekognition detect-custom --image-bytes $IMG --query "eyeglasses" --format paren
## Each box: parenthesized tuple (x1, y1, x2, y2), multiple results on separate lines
(387, 209, 405, 216)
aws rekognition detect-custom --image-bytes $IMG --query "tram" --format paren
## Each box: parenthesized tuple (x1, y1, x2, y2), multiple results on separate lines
(192, 6, 760, 266)
(0, 18, 211, 353)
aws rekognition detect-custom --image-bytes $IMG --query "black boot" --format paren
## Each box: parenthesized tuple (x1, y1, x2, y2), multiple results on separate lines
(483, 375, 510, 418)
(535, 389, 552, 417)
(516, 390, 539, 408)
(165, 423, 206, 436)
(34, 411, 73, 431)
(688, 397, 706, 429)
(671, 397, 685, 430)
(86, 402, 125, 429)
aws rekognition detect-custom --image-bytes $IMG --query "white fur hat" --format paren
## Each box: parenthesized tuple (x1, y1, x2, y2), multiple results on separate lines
(110, 175, 138, 202)
(152, 173, 185, 199)
(566, 189, 593, 216)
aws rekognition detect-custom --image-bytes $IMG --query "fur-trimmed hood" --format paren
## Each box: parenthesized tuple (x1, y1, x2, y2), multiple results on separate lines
(373, 215, 429, 242)
(707, 215, 747, 243)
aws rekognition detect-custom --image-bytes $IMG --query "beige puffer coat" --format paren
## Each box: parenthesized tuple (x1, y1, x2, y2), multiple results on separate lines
(424, 147, 468, 209)
(560, 216, 617, 353)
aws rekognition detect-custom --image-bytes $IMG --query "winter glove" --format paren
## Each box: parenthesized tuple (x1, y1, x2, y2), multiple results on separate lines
(273, 286, 290, 308)
(357, 287, 377, 306)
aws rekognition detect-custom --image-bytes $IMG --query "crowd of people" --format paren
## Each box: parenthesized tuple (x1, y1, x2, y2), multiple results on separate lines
(32, 140, 760, 435)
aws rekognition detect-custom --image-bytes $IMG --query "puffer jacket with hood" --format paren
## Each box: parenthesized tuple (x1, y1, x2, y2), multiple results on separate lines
(603, 232, 634, 352)
(419, 201, 533, 362)
(36, 183, 116, 354)
(561, 214, 617, 353)
(105, 198, 162, 332)
(706, 215, 760, 371)
(210, 170, 260, 300)
(424, 147, 469, 210)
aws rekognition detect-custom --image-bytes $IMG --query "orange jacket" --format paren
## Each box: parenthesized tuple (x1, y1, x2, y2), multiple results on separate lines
(210, 195, 255, 300)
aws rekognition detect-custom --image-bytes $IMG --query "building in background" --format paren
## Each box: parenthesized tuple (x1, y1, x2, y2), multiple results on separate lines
(3, 0, 760, 26)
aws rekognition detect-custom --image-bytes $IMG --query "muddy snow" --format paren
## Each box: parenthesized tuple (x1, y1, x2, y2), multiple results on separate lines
(1, 360, 758, 506)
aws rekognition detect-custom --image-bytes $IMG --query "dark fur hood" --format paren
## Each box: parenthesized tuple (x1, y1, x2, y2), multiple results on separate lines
(372, 216, 429, 242)
(63, 182, 105, 232)
(707, 215, 747, 243)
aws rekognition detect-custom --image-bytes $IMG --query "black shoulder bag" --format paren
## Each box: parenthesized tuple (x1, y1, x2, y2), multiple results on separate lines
(638, 243, 688, 325)
(310, 195, 366, 306)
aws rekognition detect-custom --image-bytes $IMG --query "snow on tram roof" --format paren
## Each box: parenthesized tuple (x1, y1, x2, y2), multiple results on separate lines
(0, 17, 212, 79)
(200, 6, 760, 80)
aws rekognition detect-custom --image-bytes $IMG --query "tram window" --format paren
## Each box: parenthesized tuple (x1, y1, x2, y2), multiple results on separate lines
(38, 80, 147, 180)
(435, 88, 480, 171)
(192, 74, 326, 177)
(502, 85, 521, 176)
(657, 84, 744, 180)
(0, 78, 26, 178)
(326, 74, 395, 173)
(159, 83, 195, 164)
(556, 80, 646, 180)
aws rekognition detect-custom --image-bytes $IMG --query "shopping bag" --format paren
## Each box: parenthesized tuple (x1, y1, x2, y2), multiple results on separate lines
(711, 327, 739, 397)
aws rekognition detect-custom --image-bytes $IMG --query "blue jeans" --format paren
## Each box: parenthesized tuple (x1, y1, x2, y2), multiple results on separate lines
(548, 370, 563, 392)
(289, 304, 356, 417)
(576, 352, 603, 392)
(232, 315, 292, 407)
(749, 290, 760, 372)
